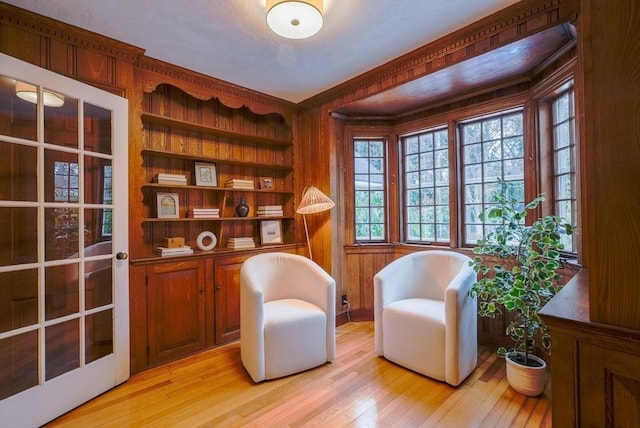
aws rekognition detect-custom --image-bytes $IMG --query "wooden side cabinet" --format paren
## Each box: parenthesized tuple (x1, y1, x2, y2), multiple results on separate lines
(540, 271, 640, 426)
(146, 260, 208, 366)
(130, 258, 212, 373)
(213, 255, 244, 344)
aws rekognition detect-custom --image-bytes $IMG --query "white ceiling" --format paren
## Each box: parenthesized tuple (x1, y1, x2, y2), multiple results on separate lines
(6, 0, 521, 103)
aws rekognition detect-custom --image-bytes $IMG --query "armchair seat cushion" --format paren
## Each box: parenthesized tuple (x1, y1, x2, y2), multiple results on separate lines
(264, 299, 327, 379)
(383, 298, 446, 381)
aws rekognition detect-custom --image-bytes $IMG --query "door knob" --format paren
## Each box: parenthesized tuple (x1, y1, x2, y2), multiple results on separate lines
(116, 252, 128, 260)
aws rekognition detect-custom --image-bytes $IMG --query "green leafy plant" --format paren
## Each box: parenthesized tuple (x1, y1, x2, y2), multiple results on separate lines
(469, 179, 573, 367)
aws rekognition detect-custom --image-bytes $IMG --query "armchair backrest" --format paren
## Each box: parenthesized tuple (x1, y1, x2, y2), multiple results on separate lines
(374, 250, 472, 303)
(410, 251, 472, 300)
(241, 252, 335, 310)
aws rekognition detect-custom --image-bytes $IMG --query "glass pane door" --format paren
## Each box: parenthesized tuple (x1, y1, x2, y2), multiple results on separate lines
(0, 53, 129, 427)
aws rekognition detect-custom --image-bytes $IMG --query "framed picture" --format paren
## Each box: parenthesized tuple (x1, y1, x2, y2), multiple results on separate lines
(157, 192, 179, 219)
(260, 220, 282, 245)
(195, 162, 217, 186)
(258, 176, 273, 189)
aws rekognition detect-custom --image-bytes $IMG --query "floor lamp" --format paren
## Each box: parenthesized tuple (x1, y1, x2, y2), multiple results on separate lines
(296, 185, 335, 261)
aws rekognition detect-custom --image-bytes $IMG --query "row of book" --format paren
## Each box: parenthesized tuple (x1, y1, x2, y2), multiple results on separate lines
(188, 208, 220, 218)
(226, 237, 256, 250)
(152, 173, 187, 186)
(155, 245, 194, 256)
(257, 205, 283, 217)
(225, 178, 254, 189)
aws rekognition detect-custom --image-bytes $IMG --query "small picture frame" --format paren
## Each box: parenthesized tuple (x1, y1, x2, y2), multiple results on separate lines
(157, 192, 180, 219)
(260, 220, 282, 245)
(259, 176, 273, 189)
(195, 162, 217, 187)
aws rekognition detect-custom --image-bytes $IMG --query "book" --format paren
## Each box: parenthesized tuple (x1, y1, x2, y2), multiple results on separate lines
(189, 208, 220, 218)
(257, 211, 283, 217)
(155, 246, 194, 256)
(226, 243, 256, 250)
(152, 173, 187, 185)
(225, 178, 255, 189)
(257, 205, 282, 210)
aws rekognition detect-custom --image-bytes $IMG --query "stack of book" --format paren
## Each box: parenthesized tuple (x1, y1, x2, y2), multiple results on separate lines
(257, 205, 283, 217)
(225, 178, 254, 189)
(226, 237, 256, 250)
(152, 173, 187, 186)
(188, 208, 220, 218)
(155, 245, 194, 256)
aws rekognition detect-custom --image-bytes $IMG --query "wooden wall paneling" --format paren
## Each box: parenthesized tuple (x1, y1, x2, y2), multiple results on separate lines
(581, 0, 640, 329)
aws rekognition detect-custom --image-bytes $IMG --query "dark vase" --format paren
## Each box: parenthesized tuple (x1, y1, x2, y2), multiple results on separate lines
(235, 197, 249, 217)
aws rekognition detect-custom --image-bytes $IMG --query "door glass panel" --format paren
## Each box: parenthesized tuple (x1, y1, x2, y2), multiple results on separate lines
(84, 103, 112, 155)
(85, 259, 112, 309)
(0, 207, 38, 267)
(44, 92, 77, 149)
(0, 331, 38, 400)
(84, 156, 112, 205)
(45, 207, 80, 261)
(0, 269, 38, 333)
(85, 309, 113, 363)
(45, 264, 79, 320)
(0, 77, 37, 141)
(0, 140, 37, 202)
(45, 150, 79, 203)
(45, 319, 80, 381)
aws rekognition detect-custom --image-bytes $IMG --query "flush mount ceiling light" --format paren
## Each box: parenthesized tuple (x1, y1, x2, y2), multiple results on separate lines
(266, 0, 323, 39)
(15, 81, 65, 107)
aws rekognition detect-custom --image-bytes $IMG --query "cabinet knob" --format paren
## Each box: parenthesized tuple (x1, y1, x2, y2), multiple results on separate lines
(116, 252, 128, 260)
(200, 288, 205, 293)
(216, 285, 221, 291)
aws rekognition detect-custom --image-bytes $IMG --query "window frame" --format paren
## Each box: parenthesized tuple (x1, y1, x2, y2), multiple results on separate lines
(535, 74, 580, 258)
(400, 125, 452, 245)
(458, 106, 526, 247)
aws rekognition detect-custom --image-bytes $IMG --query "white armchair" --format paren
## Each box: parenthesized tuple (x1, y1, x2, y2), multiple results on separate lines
(374, 250, 477, 386)
(240, 252, 336, 383)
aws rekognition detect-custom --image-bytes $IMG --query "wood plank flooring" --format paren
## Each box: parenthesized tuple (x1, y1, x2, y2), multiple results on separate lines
(46, 322, 551, 427)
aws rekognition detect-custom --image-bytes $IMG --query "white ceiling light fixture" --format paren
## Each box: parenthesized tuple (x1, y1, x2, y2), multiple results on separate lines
(266, 0, 323, 40)
(15, 81, 65, 107)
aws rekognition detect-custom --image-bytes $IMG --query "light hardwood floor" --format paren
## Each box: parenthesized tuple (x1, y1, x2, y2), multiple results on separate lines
(46, 322, 551, 427)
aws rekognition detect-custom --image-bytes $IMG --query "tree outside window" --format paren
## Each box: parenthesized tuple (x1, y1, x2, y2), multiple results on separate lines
(354, 139, 386, 242)
(402, 127, 449, 243)
(461, 110, 525, 246)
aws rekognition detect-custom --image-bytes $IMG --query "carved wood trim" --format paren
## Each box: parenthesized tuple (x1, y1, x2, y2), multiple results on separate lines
(0, 2, 144, 63)
(299, 0, 579, 110)
(135, 56, 295, 122)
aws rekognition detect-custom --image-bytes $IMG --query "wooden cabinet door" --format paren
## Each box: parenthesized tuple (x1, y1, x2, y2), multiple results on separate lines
(147, 260, 206, 366)
(213, 255, 244, 344)
(578, 343, 640, 427)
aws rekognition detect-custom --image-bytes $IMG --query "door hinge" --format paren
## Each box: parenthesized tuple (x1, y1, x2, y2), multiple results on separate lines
(145, 275, 148, 286)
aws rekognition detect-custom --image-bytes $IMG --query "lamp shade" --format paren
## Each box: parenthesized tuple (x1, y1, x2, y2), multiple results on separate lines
(266, 0, 323, 39)
(296, 185, 335, 215)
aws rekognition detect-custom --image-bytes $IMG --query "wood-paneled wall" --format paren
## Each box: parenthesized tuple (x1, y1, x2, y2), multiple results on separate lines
(579, 0, 640, 329)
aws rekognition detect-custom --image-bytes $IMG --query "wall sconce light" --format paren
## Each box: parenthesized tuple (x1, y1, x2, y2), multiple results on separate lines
(296, 185, 335, 261)
(15, 81, 65, 107)
(266, 0, 323, 39)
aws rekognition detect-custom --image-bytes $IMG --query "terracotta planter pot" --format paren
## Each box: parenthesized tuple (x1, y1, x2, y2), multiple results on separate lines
(505, 352, 548, 397)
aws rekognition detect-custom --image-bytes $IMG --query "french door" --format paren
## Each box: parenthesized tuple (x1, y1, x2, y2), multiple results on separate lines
(0, 53, 129, 427)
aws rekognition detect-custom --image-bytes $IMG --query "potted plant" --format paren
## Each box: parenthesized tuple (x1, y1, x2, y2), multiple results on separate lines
(469, 179, 573, 396)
